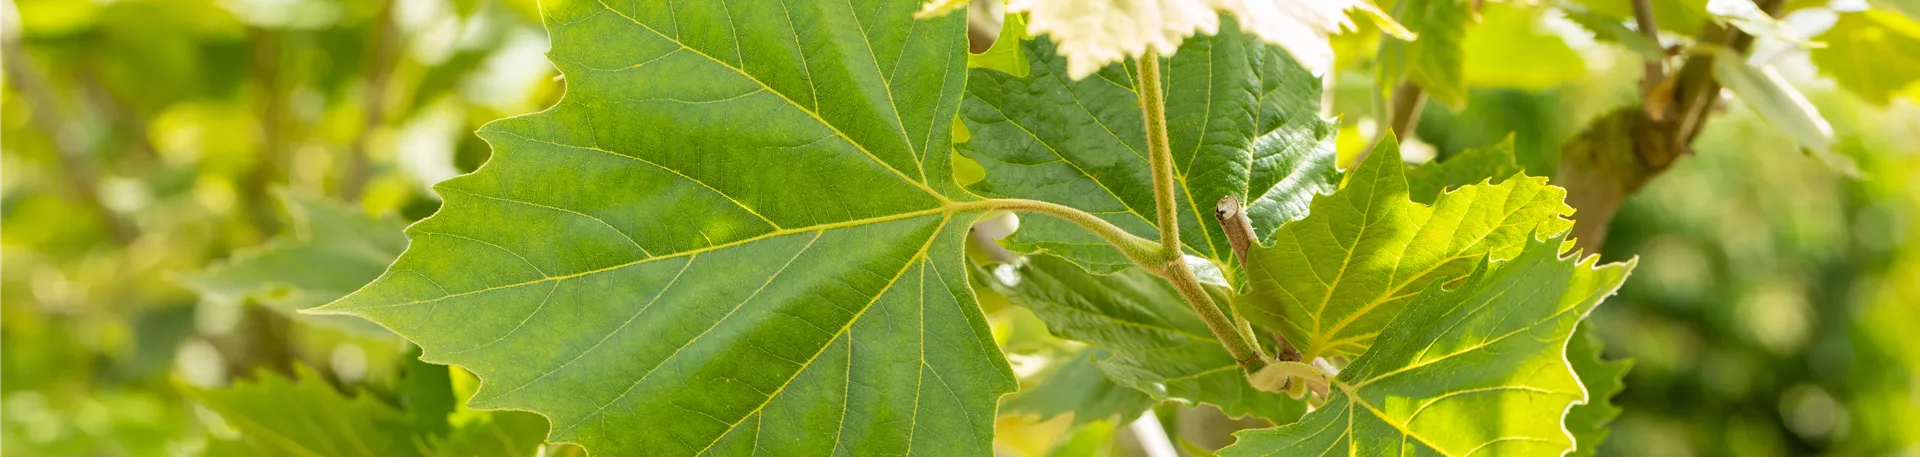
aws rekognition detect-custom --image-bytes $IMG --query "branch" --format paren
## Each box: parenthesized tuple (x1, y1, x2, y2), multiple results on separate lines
(1164, 261, 1270, 372)
(1387, 81, 1426, 142)
(1558, 0, 1785, 253)
(1136, 50, 1182, 262)
(1632, 0, 1665, 98)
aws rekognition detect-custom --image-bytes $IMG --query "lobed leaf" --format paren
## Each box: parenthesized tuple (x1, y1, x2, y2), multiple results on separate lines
(312, 1, 1017, 455)
(1237, 138, 1574, 360)
(1219, 234, 1635, 456)
(959, 16, 1339, 277)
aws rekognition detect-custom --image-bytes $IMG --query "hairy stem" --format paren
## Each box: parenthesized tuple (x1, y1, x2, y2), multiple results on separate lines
(1136, 50, 1182, 262)
(979, 199, 1161, 265)
(1163, 263, 1269, 372)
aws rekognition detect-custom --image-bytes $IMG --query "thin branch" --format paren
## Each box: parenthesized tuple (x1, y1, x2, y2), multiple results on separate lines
(1136, 50, 1182, 262)
(1632, 0, 1665, 99)
(1387, 81, 1426, 142)
(1559, 0, 1787, 253)
(1163, 261, 1269, 372)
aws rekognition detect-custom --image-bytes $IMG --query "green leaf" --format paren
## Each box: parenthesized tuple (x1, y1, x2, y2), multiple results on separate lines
(1811, 10, 1920, 105)
(311, 1, 1017, 455)
(1871, 0, 1920, 22)
(426, 410, 560, 457)
(970, 13, 1029, 77)
(1237, 138, 1575, 360)
(179, 192, 406, 336)
(1462, 3, 1585, 91)
(1707, 0, 1819, 47)
(1406, 138, 1523, 204)
(397, 351, 458, 439)
(985, 255, 1306, 423)
(959, 16, 1339, 276)
(1003, 348, 1157, 426)
(1568, 0, 1709, 36)
(1044, 420, 1122, 457)
(1565, 324, 1630, 457)
(1712, 49, 1860, 176)
(1379, 0, 1471, 107)
(1219, 234, 1635, 456)
(185, 367, 422, 457)
(1559, 2, 1666, 60)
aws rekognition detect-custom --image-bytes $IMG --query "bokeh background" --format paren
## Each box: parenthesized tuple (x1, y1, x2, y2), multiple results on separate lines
(1, 0, 1914, 455)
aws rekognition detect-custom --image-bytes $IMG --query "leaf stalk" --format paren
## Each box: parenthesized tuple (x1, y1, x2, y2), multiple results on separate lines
(1136, 50, 1183, 264)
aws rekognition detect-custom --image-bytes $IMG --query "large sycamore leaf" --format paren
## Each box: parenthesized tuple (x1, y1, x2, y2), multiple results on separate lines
(179, 192, 406, 336)
(986, 255, 1306, 423)
(1238, 138, 1574, 360)
(311, 0, 1017, 455)
(1219, 234, 1635, 456)
(960, 16, 1339, 276)
(1565, 324, 1630, 457)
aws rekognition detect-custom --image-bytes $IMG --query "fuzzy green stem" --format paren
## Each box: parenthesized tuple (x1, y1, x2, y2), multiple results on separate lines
(1136, 50, 1182, 262)
(1162, 262, 1269, 372)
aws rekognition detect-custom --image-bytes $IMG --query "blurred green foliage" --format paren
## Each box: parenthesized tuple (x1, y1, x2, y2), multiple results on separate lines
(1, 0, 558, 454)
(1, 0, 1916, 456)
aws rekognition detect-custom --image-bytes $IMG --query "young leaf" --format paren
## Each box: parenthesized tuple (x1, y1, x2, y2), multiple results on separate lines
(986, 255, 1306, 423)
(959, 16, 1339, 277)
(185, 367, 422, 457)
(1237, 138, 1574, 360)
(178, 192, 406, 336)
(1565, 323, 1630, 457)
(1378, 0, 1471, 107)
(1712, 49, 1860, 176)
(1219, 234, 1635, 456)
(310, 1, 1016, 455)
(1003, 348, 1157, 426)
